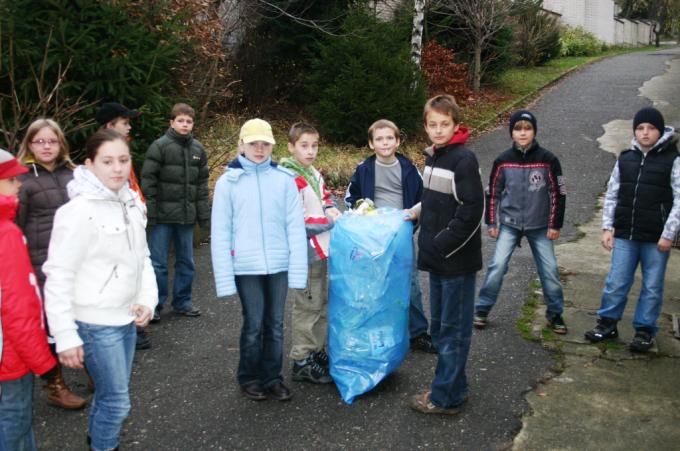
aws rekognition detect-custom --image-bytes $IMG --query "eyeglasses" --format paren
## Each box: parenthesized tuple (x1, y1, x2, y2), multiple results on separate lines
(31, 139, 59, 146)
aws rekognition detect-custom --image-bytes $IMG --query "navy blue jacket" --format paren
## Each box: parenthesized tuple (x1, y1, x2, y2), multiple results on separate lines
(344, 153, 422, 209)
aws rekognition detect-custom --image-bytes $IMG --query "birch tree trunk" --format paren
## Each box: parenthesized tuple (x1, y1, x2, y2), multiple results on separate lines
(411, 0, 426, 68)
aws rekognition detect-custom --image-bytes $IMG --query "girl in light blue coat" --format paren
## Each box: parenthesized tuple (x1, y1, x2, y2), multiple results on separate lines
(211, 118, 307, 402)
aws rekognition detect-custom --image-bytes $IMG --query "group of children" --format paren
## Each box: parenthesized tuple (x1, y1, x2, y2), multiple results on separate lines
(0, 91, 677, 449)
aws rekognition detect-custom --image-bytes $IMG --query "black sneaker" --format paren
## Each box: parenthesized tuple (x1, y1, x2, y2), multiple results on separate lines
(584, 317, 618, 343)
(292, 357, 332, 384)
(629, 329, 654, 353)
(135, 327, 151, 350)
(547, 314, 568, 335)
(473, 311, 488, 329)
(265, 381, 292, 401)
(410, 333, 437, 354)
(173, 307, 201, 317)
(311, 349, 329, 368)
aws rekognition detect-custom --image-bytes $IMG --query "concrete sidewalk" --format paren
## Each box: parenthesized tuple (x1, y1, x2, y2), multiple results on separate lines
(513, 51, 680, 450)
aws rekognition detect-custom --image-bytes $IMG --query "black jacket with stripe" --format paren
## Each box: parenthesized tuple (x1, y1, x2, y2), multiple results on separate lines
(417, 130, 484, 276)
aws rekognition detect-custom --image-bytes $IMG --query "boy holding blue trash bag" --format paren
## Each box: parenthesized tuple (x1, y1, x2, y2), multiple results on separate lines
(344, 119, 434, 354)
(406, 94, 484, 415)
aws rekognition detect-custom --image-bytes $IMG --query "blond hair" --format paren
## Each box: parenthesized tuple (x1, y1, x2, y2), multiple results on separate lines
(368, 119, 400, 143)
(17, 118, 73, 166)
(423, 94, 461, 124)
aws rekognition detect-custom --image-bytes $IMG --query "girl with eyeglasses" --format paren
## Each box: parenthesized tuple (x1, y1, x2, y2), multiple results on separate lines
(16, 118, 87, 411)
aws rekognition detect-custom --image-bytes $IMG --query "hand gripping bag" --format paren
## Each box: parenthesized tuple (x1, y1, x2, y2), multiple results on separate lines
(328, 208, 413, 404)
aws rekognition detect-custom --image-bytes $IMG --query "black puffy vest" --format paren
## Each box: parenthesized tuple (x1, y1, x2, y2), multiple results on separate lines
(614, 138, 678, 242)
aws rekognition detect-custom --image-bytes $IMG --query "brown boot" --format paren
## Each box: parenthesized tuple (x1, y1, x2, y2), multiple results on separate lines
(43, 364, 87, 410)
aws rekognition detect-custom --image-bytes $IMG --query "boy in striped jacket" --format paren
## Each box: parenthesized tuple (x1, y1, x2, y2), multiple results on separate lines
(281, 123, 341, 384)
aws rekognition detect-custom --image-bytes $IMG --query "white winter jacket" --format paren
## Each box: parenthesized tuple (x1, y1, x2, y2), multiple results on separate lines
(43, 166, 158, 352)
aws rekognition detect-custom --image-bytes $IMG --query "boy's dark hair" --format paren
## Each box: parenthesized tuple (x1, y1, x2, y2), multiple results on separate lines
(423, 94, 461, 124)
(171, 103, 195, 120)
(85, 129, 128, 161)
(288, 122, 319, 144)
(368, 119, 400, 143)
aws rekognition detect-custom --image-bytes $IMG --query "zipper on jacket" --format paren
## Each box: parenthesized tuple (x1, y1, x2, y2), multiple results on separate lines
(630, 153, 646, 240)
(255, 168, 269, 272)
(99, 264, 119, 294)
(120, 202, 133, 250)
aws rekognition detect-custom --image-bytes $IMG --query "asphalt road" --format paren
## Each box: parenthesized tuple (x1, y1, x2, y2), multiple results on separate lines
(34, 47, 680, 450)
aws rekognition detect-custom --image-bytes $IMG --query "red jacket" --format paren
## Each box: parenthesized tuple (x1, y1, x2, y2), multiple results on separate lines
(0, 194, 56, 381)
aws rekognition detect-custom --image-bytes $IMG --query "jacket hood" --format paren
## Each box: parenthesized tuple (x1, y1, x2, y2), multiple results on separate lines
(23, 158, 74, 176)
(0, 194, 18, 221)
(67, 165, 132, 202)
(631, 126, 676, 153)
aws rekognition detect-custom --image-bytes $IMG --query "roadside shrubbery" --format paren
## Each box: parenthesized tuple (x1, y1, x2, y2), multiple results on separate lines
(514, 1, 562, 66)
(560, 27, 603, 57)
(306, 11, 425, 146)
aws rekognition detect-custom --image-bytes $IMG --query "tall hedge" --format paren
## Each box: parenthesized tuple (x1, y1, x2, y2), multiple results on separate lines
(0, 0, 188, 160)
(306, 11, 426, 146)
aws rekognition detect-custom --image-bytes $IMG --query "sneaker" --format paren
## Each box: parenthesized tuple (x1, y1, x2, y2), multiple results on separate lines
(150, 308, 161, 324)
(135, 328, 151, 350)
(473, 311, 488, 329)
(547, 314, 568, 335)
(408, 391, 462, 415)
(292, 357, 332, 384)
(584, 317, 618, 343)
(629, 329, 654, 353)
(311, 349, 329, 368)
(172, 307, 201, 317)
(410, 333, 437, 354)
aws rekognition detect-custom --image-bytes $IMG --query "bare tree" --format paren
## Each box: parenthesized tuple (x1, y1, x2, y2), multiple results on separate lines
(439, 0, 513, 91)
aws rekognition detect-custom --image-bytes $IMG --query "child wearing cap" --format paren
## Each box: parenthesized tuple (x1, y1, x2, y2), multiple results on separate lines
(0, 149, 57, 449)
(211, 118, 307, 402)
(141, 103, 210, 322)
(96, 101, 145, 201)
(474, 110, 568, 334)
(585, 107, 679, 353)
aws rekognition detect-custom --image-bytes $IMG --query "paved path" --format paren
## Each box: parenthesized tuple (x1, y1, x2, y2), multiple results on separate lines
(34, 47, 679, 450)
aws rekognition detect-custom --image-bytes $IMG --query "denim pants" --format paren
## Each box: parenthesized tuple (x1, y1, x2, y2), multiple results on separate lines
(78, 321, 136, 451)
(149, 224, 196, 312)
(476, 226, 564, 319)
(599, 238, 670, 334)
(235, 272, 288, 387)
(429, 272, 476, 408)
(409, 239, 429, 338)
(0, 373, 36, 451)
(290, 261, 328, 361)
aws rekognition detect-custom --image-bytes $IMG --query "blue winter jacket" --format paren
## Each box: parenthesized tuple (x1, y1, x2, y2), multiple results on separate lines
(211, 155, 308, 297)
(344, 153, 423, 209)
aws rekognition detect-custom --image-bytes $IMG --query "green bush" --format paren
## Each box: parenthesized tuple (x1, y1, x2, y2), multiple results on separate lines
(559, 27, 602, 57)
(306, 10, 426, 146)
(513, 0, 562, 66)
(0, 0, 188, 161)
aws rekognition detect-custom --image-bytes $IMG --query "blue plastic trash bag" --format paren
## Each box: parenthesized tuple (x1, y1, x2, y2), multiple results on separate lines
(328, 208, 413, 404)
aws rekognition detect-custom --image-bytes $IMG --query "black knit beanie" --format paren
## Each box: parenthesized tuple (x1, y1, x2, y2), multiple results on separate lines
(633, 107, 665, 132)
(509, 110, 537, 136)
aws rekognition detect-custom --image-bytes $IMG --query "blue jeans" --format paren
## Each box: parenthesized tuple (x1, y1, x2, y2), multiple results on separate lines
(476, 226, 564, 319)
(0, 373, 36, 451)
(78, 321, 136, 451)
(235, 272, 288, 387)
(429, 272, 476, 408)
(599, 238, 670, 335)
(149, 224, 196, 312)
